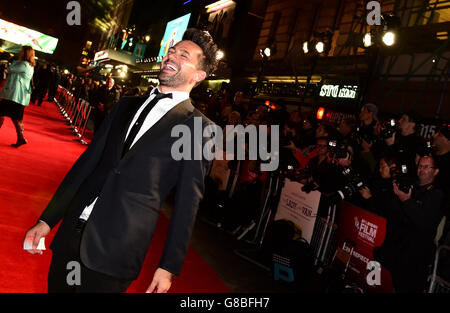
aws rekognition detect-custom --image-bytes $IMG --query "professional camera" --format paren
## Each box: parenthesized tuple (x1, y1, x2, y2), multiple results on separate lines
(333, 166, 366, 201)
(380, 119, 397, 139)
(417, 140, 434, 156)
(328, 140, 349, 159)
(391, 164, 416, 194)
(353, 126, 378, 145)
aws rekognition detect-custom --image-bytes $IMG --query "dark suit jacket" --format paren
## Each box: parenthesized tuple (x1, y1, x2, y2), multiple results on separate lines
(39, 95, 214, 280)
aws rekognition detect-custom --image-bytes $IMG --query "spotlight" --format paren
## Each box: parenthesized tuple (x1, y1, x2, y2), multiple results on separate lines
(263, 47, 271, 57)
(382, 31, 395, 46)
(315, 41, 325, 53)
(302, 41, 309, 54)
(120, 72, 126, 78)
(216, 50, 224, 60)
(145, 35, 150, 42)
(363, 33, 372, 47)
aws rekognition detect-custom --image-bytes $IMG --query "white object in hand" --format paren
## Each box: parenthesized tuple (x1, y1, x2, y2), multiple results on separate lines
(23, 237, 46, 250)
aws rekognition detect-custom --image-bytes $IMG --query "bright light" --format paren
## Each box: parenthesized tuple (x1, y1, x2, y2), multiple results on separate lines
(303, 41, 309, 54)
(104, 64, 113, 68)
(316, 107, 325, 120)
(145, 35, 150, 42)
(363, 33, 372, 47)
(216, 50, 224, 60)
(382, 31, 395, 46)
(264, 47, 271, 57)
(120, 72, 126, 78)
(64, 69, 69, 74)
(315, 41, 324, 53)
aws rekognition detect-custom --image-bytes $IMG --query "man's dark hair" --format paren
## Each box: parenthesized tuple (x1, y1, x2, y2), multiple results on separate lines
(404, 110, 421, 125)
(182, 28, 218, 76)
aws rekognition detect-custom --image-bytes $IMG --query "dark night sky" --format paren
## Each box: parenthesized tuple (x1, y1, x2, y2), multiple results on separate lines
(0, 0, 200, 67)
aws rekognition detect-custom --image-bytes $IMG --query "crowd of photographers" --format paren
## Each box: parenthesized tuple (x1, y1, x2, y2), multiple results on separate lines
(197, 89, 450, 292)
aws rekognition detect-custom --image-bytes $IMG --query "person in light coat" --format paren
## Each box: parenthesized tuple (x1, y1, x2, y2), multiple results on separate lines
(0, 45, 35, 147)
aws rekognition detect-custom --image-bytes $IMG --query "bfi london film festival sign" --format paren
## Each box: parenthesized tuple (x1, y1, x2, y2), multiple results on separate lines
(336, 201, 394, 292)
(274, 179, 321, 243)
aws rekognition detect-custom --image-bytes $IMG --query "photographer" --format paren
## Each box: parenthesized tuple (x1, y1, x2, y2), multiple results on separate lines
(354, 104, 380, 179)
(300, 137, 337, 194)
(384, 110, 424, 173)
(358, 153, 400, 217)
(374, 155, 445, 293)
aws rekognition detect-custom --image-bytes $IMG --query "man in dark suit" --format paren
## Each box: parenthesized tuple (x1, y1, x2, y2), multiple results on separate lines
(23, 29, 219, 293)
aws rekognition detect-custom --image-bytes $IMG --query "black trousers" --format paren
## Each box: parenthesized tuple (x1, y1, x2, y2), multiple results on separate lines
(48, 219, 133, 293)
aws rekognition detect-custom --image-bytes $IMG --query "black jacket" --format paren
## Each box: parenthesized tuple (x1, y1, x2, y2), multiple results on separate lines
(375, 184, 445, 277)
(39, 95, 214, 280)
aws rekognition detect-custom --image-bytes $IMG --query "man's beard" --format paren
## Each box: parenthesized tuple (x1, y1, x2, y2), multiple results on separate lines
(158, 68, 189, 88)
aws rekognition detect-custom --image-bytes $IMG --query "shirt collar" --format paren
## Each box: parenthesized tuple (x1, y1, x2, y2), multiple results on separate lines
(151, 87, 189, 102)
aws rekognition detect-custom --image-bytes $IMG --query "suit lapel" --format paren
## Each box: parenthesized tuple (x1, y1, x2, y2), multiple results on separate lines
(121, 99, 195, 162)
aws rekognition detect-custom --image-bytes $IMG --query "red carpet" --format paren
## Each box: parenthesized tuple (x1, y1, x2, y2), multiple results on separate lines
(0, 97, 230, 293)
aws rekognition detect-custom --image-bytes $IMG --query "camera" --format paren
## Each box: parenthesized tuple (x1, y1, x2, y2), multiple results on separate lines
(328, 140, 349, 159)
(333, 166, 366, 201)
(353, 127, 377, 145)
(391, 164, 416, 193)
(380, 119, 397, 139)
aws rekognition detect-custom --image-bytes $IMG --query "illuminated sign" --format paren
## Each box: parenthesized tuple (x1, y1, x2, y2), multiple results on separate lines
(158, 13, 191, 58)
(94, 50, 109, 61)
(0, 18, 58, 54)
(319, 84, 359, 99)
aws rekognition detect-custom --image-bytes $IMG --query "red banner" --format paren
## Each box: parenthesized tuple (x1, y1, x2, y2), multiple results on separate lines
(336, 201, 394, 292)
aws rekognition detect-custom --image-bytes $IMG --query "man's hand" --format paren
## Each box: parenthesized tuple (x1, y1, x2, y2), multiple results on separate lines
(384, 132, 395, 146)
(359, 187, 372, 200)
(283, 140, 297, 151)
(393, 182, 412, 202)
(23, 221, 50, 255)
(146, 267, 174, 293)
(361, 139, 373, 153)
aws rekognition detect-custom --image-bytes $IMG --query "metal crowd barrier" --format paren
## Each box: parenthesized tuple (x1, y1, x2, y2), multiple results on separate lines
(234, 174, 339, 275)
(55, 86, 92, 145)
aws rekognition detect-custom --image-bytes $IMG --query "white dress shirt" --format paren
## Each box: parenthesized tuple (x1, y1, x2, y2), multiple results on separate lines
(79, 87, 189, 221)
